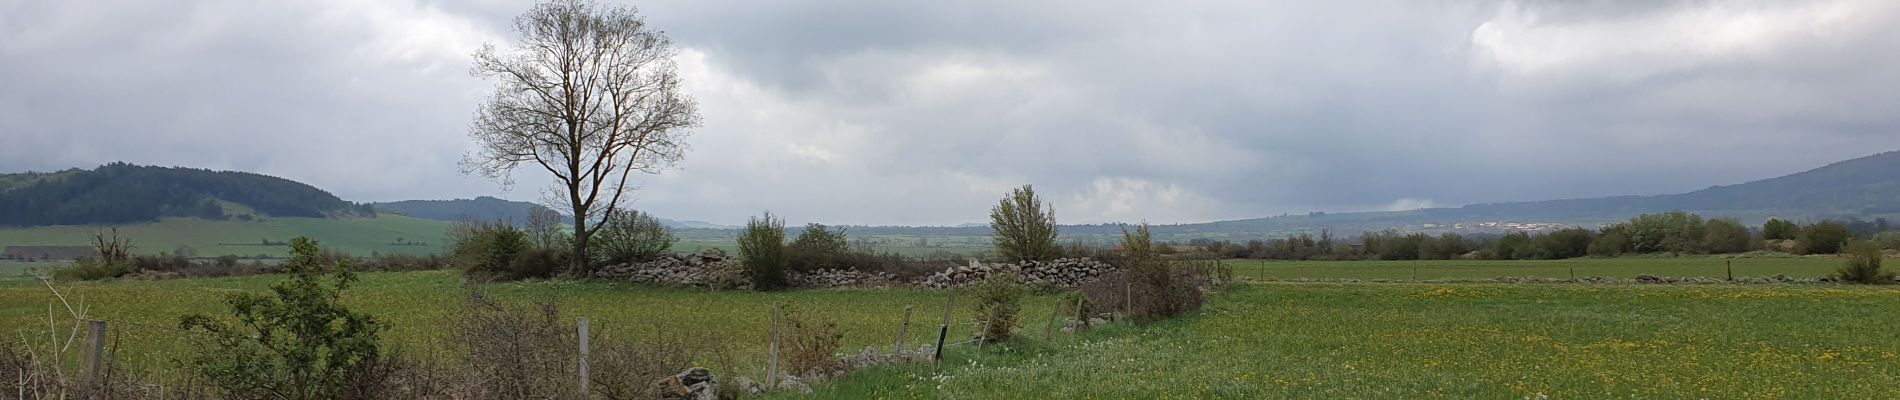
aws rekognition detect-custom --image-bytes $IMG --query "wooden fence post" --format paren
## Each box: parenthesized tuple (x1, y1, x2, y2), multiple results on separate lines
(1043, 298, 1062, 340)
(768, 305, 781, 390)
(577, 317, 590, 398)
(1412, 261, 1418, 281)
(895, 306, 913, 355)
(1727, 259, 1733, 281)
(1569, 265, 1575, 281)
(86, 320, 106, 386)
(934, 291, 955, 369)
(1122, 276, 1132, 320)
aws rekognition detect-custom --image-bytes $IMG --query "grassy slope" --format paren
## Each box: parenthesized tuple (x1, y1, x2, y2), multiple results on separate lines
(805, 283, 1900, 399)
(1224, 256, 1857, 281)
(0, 215, 451, 257)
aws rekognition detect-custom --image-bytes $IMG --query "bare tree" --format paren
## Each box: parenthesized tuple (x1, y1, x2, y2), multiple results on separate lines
(463, 0, 700, 275)
(525, 206, 565, 249)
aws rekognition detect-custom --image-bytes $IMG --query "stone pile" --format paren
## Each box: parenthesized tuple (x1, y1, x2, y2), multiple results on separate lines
(789, 268, 897, 288)
(919, 258, 1115, 288)
(592, 250, 740, 287)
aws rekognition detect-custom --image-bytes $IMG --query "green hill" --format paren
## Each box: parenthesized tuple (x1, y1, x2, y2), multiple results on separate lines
(0, 163, 369, 227)
(370, 196, 556, 224)
(0, 215, 449, 258)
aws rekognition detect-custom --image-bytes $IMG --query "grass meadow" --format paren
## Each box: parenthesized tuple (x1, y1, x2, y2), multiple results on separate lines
(1225, 256, 1851, 281)
(4, 257, 1898, 398)
(0, 215, 452, 258)
(0, 270, 1061, 384)
(798, 283, 1900, 399)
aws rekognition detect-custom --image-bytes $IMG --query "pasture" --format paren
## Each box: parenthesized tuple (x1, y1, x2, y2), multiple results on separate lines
(0, 215, 452, 258)
(0, 270, 1062, 382)
(1225, 256, 1853, 281)
(802, 283, 1900, 399)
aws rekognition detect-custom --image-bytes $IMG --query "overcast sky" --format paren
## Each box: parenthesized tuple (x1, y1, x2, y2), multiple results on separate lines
(4, 0, 1900, 226)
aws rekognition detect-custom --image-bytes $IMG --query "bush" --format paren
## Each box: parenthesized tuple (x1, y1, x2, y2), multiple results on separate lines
(451, 292, 733, 399)
(1835, 241, 1892, 284)
(1536, 228, 1595, 259)
(178, 237, 387, 400)
(1589, 229, 1631, 257)
(591, 209, 676, 266)
(1797, 221, 1853, 255)
(450, 220, 542, 281)
(1763, 218, 1799, 240)
(1088, 224, 1205, 325)
(1703, 218, 1754, 254)
(990, 185, 1059, 262)
(780, 305, 844, 378)
(970, 271, 1025, 343)
(788, 223, 851, 271)
(1625, 211, 1707, 253)
(740, 211, 789, 291)
(51, 258, 133, 281)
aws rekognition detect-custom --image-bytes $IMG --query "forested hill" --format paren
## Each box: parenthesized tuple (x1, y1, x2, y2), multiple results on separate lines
(370, 196, 557, 224)
(0, 163, 363, 227)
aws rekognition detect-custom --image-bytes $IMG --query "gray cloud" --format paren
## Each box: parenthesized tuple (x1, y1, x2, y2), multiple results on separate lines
(4, 0, 1900, 226)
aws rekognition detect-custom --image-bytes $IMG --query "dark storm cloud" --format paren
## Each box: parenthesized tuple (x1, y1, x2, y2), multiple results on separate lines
(4, 0, 1899, 225)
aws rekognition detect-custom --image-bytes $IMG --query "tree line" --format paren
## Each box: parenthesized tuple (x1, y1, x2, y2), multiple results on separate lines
(1187, 212, 1896, 261)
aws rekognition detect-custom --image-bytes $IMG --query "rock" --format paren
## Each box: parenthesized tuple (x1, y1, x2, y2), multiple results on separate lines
(918, 257, 1115, 288)
(776, 375, 812, 394)
(649, 367, 717, 400)
(731, 376, 765, 395)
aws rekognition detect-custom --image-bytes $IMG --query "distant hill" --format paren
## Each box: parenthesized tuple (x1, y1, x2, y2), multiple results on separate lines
(0, 163, 364, 227)
(370, 196, 559, 224)
(1437, 150, 1900, 221)
(1137, 150, 1900, 237)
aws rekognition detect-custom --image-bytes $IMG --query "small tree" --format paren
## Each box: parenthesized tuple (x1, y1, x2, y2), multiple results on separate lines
(1835, 241, 1892, 284)
(787, 223, 851, 271)
(179, 237, 387, 400)
(970, 271, 1025, 343)
(1702, 218, 1754, 254)
(1797, 221, 1852, 255)
(1762, 218, 1799, 241)
(739, 211, 788, 290)
(990, 185, 1059, 262)
(591, 209, 676, 265)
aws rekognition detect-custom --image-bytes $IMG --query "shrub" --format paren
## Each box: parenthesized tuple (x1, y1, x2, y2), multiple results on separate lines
(780, 305, 845, 378)
(1490, 232, 1533, 260)
(52, 259, 133, 281)
(591, 209, 676, 266)
(740, 211, 789, 290)
(1763, 218, 1799, 241)
(788, 223, 851, 271)
(1589, 229, 1631, 257)
(450, 220, 539, 281)
(1702, 218, 1754, 254)
(178, 237, 387, 400)
(1625, 211, 1707, 253)
(990, 185, 1059, 262)
(1536, 228, 1595, 259)
(1835, 241, 1892, 284)
(970, 271, 1025, 343)
(1089, 224, 1206, 325)
(1797, 221, 1852, 255)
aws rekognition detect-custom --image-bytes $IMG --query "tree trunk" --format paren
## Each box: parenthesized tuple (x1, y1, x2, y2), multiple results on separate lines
(572, 210, 589, 277)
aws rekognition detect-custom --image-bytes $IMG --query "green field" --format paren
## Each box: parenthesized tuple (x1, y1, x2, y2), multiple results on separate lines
(804, 283, 1900, 399)
(0, 270, 1061, 382)
(0, 216, 452, 257)
(0, 260, 59, 281)
(7, 267, 1900, 398)
(1225, 256, 1860, 281)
